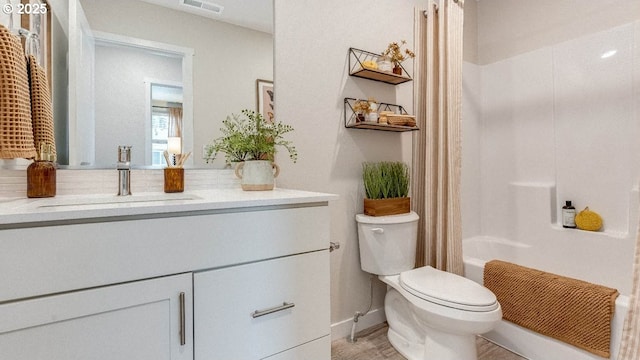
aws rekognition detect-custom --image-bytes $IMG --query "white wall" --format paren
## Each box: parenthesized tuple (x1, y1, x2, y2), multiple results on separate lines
(274, 0, 422, 338)
(462, 0, 478, 64)
(79, 0, 272, 167)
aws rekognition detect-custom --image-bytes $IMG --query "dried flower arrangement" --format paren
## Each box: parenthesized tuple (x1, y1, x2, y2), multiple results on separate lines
(353, 98, 377, 114)
(382, 40, 415, 66)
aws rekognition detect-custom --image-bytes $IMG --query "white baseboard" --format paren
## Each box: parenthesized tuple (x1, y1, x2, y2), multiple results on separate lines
(330, 307, 386, 341)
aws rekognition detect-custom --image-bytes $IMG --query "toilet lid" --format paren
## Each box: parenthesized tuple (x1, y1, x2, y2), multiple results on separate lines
(399, 267, 499, 312)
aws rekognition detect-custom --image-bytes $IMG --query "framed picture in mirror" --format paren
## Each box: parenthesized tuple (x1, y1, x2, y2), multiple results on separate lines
(256, 79, 274, 123)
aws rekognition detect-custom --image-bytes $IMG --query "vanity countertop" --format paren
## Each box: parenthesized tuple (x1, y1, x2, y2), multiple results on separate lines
(0, 188, 338, 228)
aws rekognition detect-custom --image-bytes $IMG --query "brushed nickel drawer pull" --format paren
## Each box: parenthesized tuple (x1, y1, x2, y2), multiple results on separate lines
(251, 302, 295, 318)
(179, 292, 186, 346)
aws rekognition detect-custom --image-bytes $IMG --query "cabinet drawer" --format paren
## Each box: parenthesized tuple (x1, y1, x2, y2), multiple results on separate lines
(0, 205, 330, 303)
(194, 250, 330, 359)
(263, 335, 330, 360)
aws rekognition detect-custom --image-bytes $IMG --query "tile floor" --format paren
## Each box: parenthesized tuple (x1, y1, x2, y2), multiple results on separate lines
(331, 323, 527, 360)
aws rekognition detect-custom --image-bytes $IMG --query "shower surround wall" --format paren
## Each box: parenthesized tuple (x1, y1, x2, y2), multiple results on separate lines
(462, 16, 640, 296)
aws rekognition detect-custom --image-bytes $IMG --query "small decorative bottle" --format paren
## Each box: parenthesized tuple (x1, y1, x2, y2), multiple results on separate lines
(562, 200, 576, 228)
(27, 144, 56, 198)
(366, 102, 379, 123)
(392, 62, 403, 75)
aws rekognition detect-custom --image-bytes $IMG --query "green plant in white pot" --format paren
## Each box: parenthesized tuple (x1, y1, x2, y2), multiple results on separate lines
(204, 115, 251, 165)
(362, 161, 410, 216)
(205, 110, 297, 190)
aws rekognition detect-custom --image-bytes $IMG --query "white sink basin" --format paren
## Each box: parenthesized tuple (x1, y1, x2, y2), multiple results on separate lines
(36, 193, 201, 209)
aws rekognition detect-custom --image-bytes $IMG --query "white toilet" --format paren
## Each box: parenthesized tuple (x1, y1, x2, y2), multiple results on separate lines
(356, 211, 502, 360)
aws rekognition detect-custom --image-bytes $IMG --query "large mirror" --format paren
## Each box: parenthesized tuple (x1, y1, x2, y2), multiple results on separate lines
(48, 0, 273, 168)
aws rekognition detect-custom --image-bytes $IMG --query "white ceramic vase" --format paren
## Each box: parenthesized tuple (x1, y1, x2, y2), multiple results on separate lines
(235, 160, 280, 191)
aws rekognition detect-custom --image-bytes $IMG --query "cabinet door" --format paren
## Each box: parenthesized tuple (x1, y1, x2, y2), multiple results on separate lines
(194, 250, 330, 360)
(0, 273, 193, 360)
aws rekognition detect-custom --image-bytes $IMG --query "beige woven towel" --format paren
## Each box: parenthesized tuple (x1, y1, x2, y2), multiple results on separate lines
(0, 24, 36, 159)
(27, 54, 56, 158)
(484, 260, 619, 358)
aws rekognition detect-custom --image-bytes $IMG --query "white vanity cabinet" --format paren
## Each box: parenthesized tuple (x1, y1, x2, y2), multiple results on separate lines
(0, 273, 193, 360)
(0, 189, 335, 360)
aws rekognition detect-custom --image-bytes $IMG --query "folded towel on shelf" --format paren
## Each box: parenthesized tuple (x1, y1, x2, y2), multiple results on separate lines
(27, 54, 56, 157)
(0, 24, 36, 159)
(387, 114, 416, 126)
(484, 260, 619, 358)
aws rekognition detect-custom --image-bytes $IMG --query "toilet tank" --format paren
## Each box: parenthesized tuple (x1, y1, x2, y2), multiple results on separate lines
(356, 211, 419, 276)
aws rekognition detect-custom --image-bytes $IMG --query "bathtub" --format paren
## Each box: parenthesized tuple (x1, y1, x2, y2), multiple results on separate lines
(463, 235, 630, 360)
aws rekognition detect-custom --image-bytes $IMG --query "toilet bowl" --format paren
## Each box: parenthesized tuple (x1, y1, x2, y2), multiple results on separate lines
(356, 212, 502, 360)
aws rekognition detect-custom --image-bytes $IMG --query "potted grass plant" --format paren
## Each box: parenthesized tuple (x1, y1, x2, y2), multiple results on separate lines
(362, 161, 410, 216)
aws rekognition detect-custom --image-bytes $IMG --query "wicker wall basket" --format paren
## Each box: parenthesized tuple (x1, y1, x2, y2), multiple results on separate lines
(364, 197, 411, 216)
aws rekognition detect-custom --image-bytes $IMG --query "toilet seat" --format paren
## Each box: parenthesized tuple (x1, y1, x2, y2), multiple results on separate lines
(399, 266, 499, 312)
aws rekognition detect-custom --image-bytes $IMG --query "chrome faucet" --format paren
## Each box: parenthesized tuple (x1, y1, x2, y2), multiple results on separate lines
(117, 145, 132, 196)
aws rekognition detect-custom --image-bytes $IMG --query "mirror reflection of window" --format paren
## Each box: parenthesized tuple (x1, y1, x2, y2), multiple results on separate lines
(151, 107, 169, 166)
(150, 84, 183, 166)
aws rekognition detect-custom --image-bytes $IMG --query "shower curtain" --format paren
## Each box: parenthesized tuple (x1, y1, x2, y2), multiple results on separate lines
(618, 211, 640, 359)
(412, 0, 465, 274)
(168, 107, 183, 138)
(168, 107, 183, 155)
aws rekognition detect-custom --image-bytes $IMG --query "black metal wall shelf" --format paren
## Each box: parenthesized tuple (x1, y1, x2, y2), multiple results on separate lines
(344, 98, 418, 132)
(348, 48, 412, 85)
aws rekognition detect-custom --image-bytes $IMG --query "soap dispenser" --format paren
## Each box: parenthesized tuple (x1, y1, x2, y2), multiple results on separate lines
(562, 200, 576, 228)
(27, 143, 56, 198)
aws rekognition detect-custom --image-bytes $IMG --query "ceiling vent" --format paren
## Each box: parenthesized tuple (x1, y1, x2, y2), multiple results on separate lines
(181, 0, 224, 15)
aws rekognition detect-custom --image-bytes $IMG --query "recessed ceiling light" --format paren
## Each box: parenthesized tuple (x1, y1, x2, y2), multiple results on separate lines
(181, 0, 224, 15)
(601, 49, 617, 59)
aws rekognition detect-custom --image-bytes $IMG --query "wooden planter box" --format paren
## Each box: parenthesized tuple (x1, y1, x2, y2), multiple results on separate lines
(364, 197, 410, 216)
